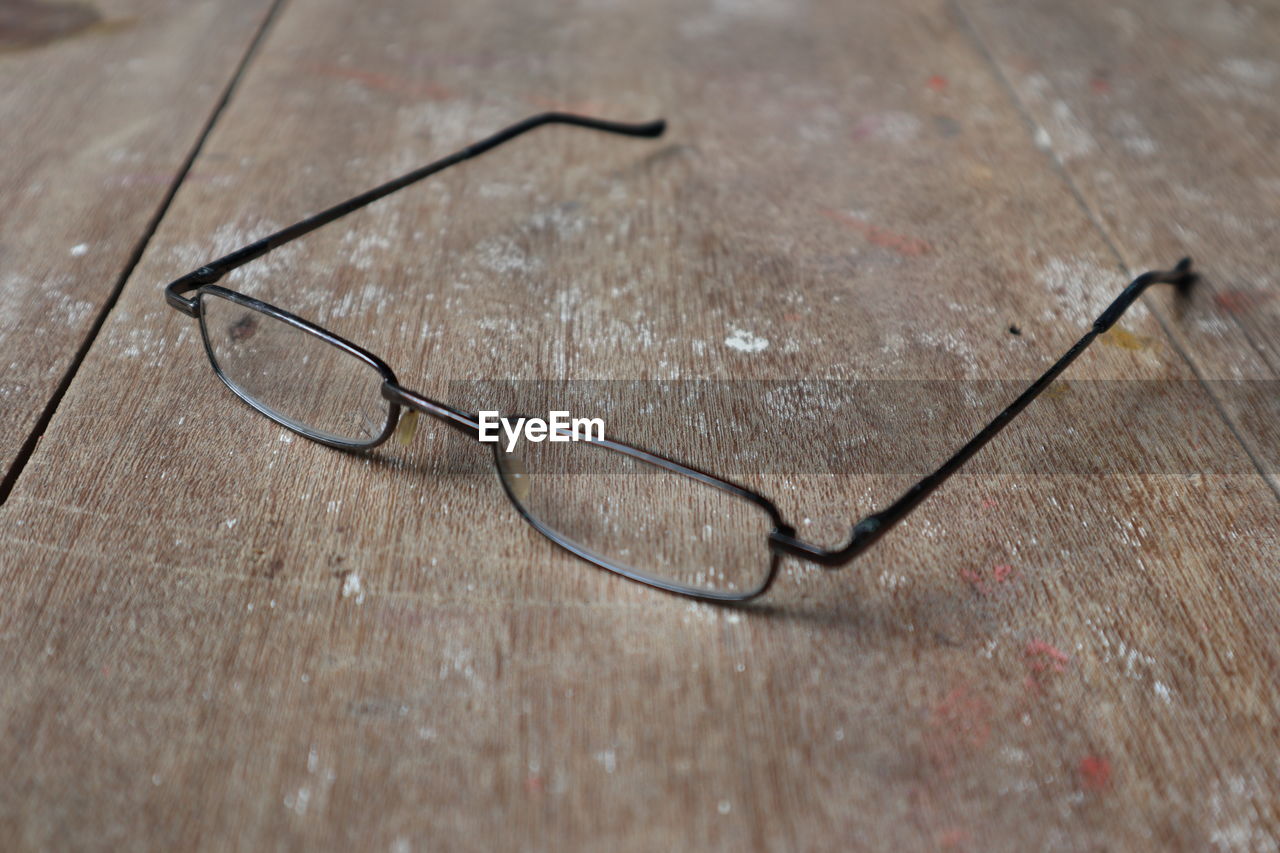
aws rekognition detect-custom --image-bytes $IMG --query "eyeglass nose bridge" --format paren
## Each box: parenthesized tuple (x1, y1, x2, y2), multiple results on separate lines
(380, 382, 481, 440)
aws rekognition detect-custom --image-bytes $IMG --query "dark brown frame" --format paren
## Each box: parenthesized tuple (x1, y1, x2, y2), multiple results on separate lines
(164, 112, 1198, 602)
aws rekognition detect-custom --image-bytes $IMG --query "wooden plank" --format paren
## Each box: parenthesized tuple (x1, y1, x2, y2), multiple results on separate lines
(2, 0, 1277, 848)
(0, 0, 279, 483)
(957, 0, 1280, 492)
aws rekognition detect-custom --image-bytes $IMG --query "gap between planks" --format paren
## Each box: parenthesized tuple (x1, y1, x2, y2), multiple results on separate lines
(950, 0, 1280, 503)
(0, 0, 292, 506)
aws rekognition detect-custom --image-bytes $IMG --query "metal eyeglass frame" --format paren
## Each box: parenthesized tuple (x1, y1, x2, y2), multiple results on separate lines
(164, 111, 1198, 603)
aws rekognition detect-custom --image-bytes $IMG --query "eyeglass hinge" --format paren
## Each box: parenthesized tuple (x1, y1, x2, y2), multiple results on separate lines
(768, 516, 884, 568)
(164, 286, 199, 317)
(164, 267, 223, 317)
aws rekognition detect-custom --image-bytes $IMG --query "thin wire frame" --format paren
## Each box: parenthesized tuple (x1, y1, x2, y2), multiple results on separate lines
(379, 384, 788, 601)
(490, 427, 788, 602)
(163, 111, 1201, 603)
(196, 285, 401, 450)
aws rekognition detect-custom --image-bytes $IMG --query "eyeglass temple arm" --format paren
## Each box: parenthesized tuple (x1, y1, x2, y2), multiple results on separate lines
(164, 112, 666, 316)
(769, 258, 1198, 567)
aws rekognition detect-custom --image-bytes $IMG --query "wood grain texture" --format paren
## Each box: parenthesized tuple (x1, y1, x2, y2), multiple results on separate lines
(959, 0, 1280, 493)
(1, 0, 1277, 849)
(0, 0, 277, 479)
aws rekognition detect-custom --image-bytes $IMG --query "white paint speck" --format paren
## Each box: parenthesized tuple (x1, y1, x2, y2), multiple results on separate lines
(872, 111, 922, 143)
(1207, 773, 1273, 850)
(70, 243, 89, 257)
(1110, 112, 1159, 157)
(595, 749, 617, 774)
(1037, 256, 1115, 326)
(718, 799, 732, 815)
(1220, 57, 1279, 87)
(725, 328, 769, 353)
(285, 786, 310, 816)
(853, 110, 924, 145)
(341, 572, 365, 604)
(224, 519, 237, 529)
(1120, 134, 1158, 156)
(1047, 100, 1097, 159)
(878, 570, 908, 592)
(475, 236, 539, 275)
(1154, 681, 1172, 703)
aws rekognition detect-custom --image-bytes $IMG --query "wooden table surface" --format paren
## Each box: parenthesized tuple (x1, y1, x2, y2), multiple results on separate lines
(2, 0, 1277, 849)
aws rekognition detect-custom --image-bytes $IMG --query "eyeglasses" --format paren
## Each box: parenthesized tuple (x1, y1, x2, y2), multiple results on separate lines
(164, 112, 1198, 602)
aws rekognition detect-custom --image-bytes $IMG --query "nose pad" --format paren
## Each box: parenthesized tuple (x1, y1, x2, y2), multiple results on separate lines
(396, 410, 419, 445)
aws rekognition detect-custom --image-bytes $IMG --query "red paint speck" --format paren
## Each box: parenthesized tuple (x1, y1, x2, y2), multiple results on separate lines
(1025, 640, 1070, 673)
(851, 116, 880, 140)
(307, 65, 454, 101)
(1079, 755, 1111, 790)
(927, 686, 991, 771)
(1024, 641, 1070, 692)
(1214, 289, 1273, 313)
(959, 563, 1018, 597)
(1089, 76, 1112, 94)
(927, 74, 948, 92)
(819, 208, 931, 256)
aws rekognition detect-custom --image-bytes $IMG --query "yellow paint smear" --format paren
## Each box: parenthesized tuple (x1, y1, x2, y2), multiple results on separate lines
(1043, 379, 1072, 400)
(1101, 327, 1153, 351)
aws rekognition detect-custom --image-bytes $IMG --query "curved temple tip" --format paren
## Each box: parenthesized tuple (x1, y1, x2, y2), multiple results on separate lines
(634, 118, 667, 137)
(540, 112, 667, 139)
(1171, 256, 1197, 295)
(1142, 256, 1196, 298)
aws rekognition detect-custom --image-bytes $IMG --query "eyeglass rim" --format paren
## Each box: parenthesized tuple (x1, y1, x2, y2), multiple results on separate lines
(196, 285, 402, 450)
(489, 429, 786, 602)
(192, 286, 791, 601)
